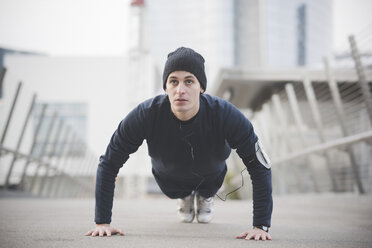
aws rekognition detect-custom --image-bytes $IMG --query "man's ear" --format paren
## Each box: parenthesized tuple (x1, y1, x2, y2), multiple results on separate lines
(200, 88, 204, 94)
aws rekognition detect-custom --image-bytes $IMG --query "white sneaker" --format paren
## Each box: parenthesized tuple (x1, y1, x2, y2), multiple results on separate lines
(196, 193, 214, 223)
(177, 191, 195, 223)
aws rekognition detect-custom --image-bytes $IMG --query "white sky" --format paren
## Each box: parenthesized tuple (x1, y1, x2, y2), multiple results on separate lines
(0, 0, 130, 56)
(0, 0, 371, 56)
(333, 0, 372, 52)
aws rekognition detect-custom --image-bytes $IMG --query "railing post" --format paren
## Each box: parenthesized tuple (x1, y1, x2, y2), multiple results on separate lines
(38, 118, 64, 196)
(63, 139, 84, 198)
(28, 111, 58, 193)
(53, 133, 78, 197)
(0, 67, 7, 99)
(19, 104, 48, 189)
(46, 126, 72, 197)
(285, 83, 319, 192)
(0, 81, 22, 147)
(302, 77, 339, 192)
(261, 103, 287, 195)
(323, 57, 366, 194)
(5, 94, 37, 188)
(59, 137, 81, 198)
(272, 94, 305, 192)
(323, 58, 350, 135)
(348, 35, 372, 124)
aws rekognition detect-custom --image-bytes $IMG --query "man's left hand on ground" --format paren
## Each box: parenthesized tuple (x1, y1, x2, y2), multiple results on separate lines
(236, 227, 272, 241)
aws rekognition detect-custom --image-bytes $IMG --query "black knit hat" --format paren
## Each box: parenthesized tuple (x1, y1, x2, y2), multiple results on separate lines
(162, 47, 207, 91)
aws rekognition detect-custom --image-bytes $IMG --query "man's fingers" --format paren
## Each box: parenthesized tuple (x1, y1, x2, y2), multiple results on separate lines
(86, 226, 125, 238)
(112, 228, 125, 236)
(116, 229, 125, 236)
(254, 233, 261, 241)
(245, 233, 254, 240)
(238, 230, 272, 241)
(236, 232, 248, 239)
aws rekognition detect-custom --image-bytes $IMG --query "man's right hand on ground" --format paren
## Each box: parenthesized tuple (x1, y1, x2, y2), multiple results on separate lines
(84, 224, 124, 237)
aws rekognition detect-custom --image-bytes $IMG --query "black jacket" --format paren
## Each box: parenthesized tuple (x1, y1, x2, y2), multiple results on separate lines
(95, 94, 272, 227)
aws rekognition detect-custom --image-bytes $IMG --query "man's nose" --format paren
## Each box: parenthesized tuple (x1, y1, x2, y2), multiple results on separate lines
(176, 82, 186, 93)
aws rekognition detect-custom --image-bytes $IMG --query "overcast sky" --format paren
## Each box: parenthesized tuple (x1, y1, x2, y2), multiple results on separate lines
(0, 0, 371, 56)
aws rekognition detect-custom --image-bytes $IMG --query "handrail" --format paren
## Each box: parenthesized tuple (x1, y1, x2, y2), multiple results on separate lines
(272, 130, 372, 165)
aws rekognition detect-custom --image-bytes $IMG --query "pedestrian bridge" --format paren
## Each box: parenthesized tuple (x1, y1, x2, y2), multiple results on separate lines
(1, 35, 372, 198)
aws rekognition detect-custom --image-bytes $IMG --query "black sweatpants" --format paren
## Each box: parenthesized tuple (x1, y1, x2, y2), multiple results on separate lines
(152, 167, 227, 199)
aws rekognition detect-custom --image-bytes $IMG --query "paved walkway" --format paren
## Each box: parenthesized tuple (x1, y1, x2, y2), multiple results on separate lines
(0, 192, 371, 248)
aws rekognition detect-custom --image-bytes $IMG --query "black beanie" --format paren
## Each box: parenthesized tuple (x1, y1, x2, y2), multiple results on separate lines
(162, 47, 207, 91)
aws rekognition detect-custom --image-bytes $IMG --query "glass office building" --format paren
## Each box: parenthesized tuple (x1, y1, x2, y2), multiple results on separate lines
(139, 0, 332, 88)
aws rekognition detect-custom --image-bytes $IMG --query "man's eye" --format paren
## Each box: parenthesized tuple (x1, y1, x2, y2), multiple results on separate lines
(170, 80, 178, 85)
(185, 80, 193, 84)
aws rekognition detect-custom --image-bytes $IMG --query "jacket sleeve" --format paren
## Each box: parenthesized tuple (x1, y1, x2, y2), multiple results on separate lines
(223, 101, 273, 227)
(95, 105, 147, 224)
(243, 156, 273, 227)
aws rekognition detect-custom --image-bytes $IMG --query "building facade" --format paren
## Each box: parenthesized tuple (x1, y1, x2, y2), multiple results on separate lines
(141, 0, 332, 90)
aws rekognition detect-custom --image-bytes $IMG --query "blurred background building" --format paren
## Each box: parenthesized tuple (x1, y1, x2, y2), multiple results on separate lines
(0, 0, 371, 198)
(142, 0, 333, 89)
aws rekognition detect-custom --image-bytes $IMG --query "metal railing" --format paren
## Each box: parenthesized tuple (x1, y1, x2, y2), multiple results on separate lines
(0, 70, 97, 197)
(250, 35, 372, 195)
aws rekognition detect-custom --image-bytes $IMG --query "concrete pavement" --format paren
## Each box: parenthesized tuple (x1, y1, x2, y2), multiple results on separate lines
(0, 192, 372, 248)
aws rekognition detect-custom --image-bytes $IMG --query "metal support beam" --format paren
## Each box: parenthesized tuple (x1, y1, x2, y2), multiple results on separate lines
(19, 104, 48, 188)
(29, 112, 58, 193)
(0, 67, 7, 98)
(58, 136, 81, 198)
(285, 83, 319, 192)
(1, 81, 22, 147)
(323, 58, 350, 135)
(260, 103, 287, 195)
(38, 118, 64, 196)
(302, 77, 339, 192)
(348, 35, 372, 124)
(46, 126, 72, 197)
(52, 133, 78, 197)
(272, 94, 305, 192)
(4, 94, 37, 188)
(323, 58, 366, 194)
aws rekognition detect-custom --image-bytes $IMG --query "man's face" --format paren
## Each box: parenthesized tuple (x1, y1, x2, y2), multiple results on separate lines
(165, 71, 204, 121)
